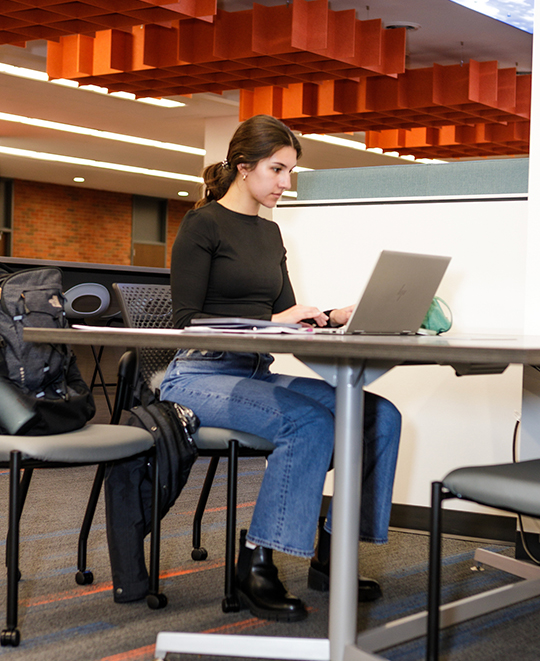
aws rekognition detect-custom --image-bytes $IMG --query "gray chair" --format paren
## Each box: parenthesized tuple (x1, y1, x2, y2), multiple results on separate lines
(0, 397, 158, 647)
(63, 282, 119, 413)
(112, 282, 275, 612)
(427, 459, 540, 660)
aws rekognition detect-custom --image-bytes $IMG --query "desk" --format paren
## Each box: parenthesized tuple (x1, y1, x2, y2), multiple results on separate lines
(23, 328, 540, 661)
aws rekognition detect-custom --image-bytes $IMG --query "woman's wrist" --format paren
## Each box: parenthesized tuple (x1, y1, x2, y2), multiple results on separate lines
(324, 310, 338, 327)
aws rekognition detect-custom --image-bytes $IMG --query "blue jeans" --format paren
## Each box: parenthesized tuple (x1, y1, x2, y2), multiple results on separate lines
(160, 350, 401, 558)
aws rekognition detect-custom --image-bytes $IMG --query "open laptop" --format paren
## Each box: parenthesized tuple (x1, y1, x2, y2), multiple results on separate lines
(316, 250, 451, 335)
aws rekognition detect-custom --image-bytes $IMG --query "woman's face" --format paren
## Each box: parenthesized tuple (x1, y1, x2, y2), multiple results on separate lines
(240, 146, 297, 209)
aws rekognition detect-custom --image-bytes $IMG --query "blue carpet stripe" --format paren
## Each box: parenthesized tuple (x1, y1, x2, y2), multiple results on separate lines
(0, 622, 115, 654)
(385, 593, 540, 660)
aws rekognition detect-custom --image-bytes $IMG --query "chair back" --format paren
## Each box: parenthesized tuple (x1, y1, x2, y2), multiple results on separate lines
(113, 283, 177, 390)
(64, 283, 111, 319)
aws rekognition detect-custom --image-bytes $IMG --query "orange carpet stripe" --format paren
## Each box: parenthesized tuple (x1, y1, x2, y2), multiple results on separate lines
(97, 602, 316, 660)
(202, 616, 265, 634)
(26, 559, 226, 607)
(100, 643, 155, 661)
(99, 618, 268, 661)
(159, 559, 225, 579)
(182, 500, 256, 515)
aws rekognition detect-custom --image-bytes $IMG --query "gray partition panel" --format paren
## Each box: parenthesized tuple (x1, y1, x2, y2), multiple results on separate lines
(297, 158, 529, 201)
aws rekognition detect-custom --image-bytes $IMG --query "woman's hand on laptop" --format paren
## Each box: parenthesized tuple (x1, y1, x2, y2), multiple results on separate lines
(273, 305, 328, 327)
(328, 305, 355, 327)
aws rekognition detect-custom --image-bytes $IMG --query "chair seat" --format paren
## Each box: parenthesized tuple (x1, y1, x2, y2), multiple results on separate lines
(194, 427, 275, 453)
(444, 458, 540, 519)
(0, 424, 154, 464)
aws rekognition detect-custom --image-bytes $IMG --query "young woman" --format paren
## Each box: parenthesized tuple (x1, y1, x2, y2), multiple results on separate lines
(160, 114, 401, 622)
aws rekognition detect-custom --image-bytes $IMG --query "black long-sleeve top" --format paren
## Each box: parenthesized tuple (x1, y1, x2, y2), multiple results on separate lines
(171, 201, 296, 328)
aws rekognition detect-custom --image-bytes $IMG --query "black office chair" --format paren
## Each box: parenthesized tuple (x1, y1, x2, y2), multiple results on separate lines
(0, 350, 164, 647)
(427, 459, 540, 660)
(112, 282, 275, 612)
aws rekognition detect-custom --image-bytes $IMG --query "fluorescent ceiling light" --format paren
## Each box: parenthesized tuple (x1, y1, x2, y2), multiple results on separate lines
(0, 62, 185, 108)
(51, 78, 79, 88)
(0, 112, 205, 156)
(0, 146, 204, 183)
(0, 62, 48, 82)
(79, 83, 108, 95)
(301, 133, 367, 150)
(137, 98, 184, 108)
(301, 132, 446, 164)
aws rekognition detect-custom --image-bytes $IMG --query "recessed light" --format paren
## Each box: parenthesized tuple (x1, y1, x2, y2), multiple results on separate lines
(384, 21, 421, 31)
(73, 177, 85, 183)
(177, 191, 189, 197)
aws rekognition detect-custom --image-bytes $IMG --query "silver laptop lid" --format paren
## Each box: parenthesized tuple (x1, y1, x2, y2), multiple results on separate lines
(342, 250, 451, 335)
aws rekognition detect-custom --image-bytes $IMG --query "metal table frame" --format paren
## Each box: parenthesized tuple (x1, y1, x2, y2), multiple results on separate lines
(23, 327, 540, 661)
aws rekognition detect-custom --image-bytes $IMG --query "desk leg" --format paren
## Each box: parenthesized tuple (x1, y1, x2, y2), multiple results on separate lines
(330, 361, 365, 661)
(330, 361, 386, 661)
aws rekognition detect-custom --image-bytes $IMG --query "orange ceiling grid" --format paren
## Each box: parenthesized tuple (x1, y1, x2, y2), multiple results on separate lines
(238, 60, 531, 157)
(238, 61, 531, 131)
(45, 1, 406, 95)
(0, 0, 531, 158)
(364, 121, 530, 159)
(0, 0, 217, 45)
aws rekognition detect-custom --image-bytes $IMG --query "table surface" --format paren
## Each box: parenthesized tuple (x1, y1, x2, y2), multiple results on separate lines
(24, 325, 540, 661)
(22, 327, 540, 366)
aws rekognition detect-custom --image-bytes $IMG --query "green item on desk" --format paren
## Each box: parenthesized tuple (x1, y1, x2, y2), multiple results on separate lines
(420, 296, 452, 335)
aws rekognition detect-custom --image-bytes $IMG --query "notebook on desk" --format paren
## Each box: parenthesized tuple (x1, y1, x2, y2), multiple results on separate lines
(316, 250, 451, 335)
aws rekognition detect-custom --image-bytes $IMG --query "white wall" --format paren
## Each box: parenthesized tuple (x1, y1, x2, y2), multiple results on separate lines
(272, 195, 527, 510)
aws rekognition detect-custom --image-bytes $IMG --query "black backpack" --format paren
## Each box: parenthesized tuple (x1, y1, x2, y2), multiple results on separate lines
(0, 266, 95, 435)
(104, 384, 199, 602)
(126, 384, 199, 525)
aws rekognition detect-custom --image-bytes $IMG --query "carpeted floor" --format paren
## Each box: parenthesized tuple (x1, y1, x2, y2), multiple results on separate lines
(0, 454, 539, 661)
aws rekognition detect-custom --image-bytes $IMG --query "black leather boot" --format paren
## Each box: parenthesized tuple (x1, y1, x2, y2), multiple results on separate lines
(308, 523, 382, 603)
(236, 530, 308, 622)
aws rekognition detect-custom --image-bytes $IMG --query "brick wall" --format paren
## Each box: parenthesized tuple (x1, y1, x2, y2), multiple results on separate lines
(12, 179, 193, 267)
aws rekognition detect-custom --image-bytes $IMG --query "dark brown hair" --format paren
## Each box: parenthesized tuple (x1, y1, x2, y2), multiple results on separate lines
(195, 114, 302, 208)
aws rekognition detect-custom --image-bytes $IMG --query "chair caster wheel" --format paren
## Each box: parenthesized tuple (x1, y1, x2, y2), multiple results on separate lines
(191, 547, 208, 561)
(222, 596, 241, 613)
(75, 570, 94, 585)
(147, 593, 168, 610)
(1, 628, 20, 647)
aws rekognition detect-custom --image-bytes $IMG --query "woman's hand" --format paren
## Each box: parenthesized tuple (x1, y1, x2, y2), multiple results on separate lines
(272, 305, 329, 327)
(328, 305, 355, 327)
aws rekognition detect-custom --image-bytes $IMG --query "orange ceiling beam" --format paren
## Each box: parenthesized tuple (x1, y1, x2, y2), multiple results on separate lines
(0, 0, 217, 45)
(239, 62, 531, 133)
(46, 1, 406, 95)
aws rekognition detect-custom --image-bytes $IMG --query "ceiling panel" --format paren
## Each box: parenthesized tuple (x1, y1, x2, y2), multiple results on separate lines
(0, 0, 533, 202)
